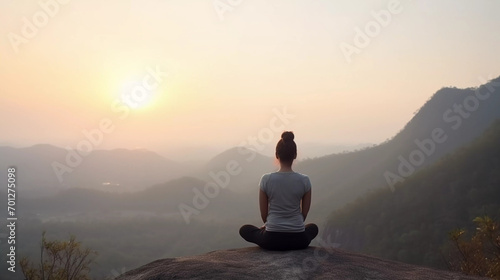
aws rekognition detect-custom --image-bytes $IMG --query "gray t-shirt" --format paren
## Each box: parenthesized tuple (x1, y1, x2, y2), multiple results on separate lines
(260, 172, 311, 232)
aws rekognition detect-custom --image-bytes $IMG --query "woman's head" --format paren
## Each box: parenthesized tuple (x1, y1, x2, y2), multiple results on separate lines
(276, 131, 297, 165)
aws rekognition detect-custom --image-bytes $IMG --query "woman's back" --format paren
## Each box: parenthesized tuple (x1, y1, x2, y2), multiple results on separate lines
(260, 172, 311, 232)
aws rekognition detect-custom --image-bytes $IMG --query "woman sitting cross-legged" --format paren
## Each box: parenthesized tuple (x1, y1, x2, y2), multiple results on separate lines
(239, 131, 318, 251)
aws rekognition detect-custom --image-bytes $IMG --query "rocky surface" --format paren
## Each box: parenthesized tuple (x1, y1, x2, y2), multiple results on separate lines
(117, 247, 485, 280)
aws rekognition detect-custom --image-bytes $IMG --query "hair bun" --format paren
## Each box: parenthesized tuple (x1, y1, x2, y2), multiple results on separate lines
(281, 131, 294, 142)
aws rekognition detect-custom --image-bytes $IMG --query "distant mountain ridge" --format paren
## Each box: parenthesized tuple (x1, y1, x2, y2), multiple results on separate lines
(194, 147, 275, 193)
(0, 145, 185, 197)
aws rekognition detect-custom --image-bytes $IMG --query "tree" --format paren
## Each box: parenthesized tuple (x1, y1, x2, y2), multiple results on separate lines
(20, 231, 97, 280)
(447, 216, 500, 279)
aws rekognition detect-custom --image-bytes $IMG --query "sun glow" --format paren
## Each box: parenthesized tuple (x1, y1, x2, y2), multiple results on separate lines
(119, 79, 158, 110)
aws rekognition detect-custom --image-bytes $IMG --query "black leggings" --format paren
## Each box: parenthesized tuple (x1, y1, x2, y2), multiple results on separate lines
(239, 224, 319, 251)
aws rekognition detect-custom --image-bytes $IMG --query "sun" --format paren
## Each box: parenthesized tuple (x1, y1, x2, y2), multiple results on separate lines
(119, 79, 157, 110)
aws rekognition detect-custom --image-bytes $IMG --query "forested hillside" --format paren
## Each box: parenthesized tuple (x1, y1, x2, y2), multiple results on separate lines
(324, 120, 500, 268)
(299, 77, 500, 217)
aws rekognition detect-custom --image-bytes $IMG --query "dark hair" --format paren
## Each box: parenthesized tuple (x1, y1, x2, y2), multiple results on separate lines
(276, 131, 297, 163)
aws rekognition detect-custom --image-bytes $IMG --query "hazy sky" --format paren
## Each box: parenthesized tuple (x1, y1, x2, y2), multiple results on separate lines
(1, 0, 499, 160)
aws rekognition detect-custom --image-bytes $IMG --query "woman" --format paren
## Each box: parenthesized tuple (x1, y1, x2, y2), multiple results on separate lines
(239, 131, 318, 250)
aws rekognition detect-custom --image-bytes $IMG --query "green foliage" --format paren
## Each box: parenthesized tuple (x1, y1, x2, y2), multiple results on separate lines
(20, 231, 97, 280)
(447, 216, 500, 279)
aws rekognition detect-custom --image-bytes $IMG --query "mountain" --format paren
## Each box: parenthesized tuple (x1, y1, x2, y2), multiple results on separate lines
(295, 76, 500, 220)
(0, 145, 185, 197)
(322, 120, 500, 268)
(116, 247, 483, 280)
(0, 144, 68, 197)
(193, 147, 275, 193)
(297, 142, 374, 159)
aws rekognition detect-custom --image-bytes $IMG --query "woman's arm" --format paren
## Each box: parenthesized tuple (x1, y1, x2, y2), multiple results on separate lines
(301, 190, 312, 221)
(259, 189, 268, 224)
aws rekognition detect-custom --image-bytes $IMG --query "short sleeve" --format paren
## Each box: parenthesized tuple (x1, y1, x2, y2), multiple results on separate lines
(303, 175, 311, 193)
(259, 174, 270, 193)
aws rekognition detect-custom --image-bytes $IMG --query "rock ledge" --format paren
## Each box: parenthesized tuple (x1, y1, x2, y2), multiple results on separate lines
(117, 247, 483, 280)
